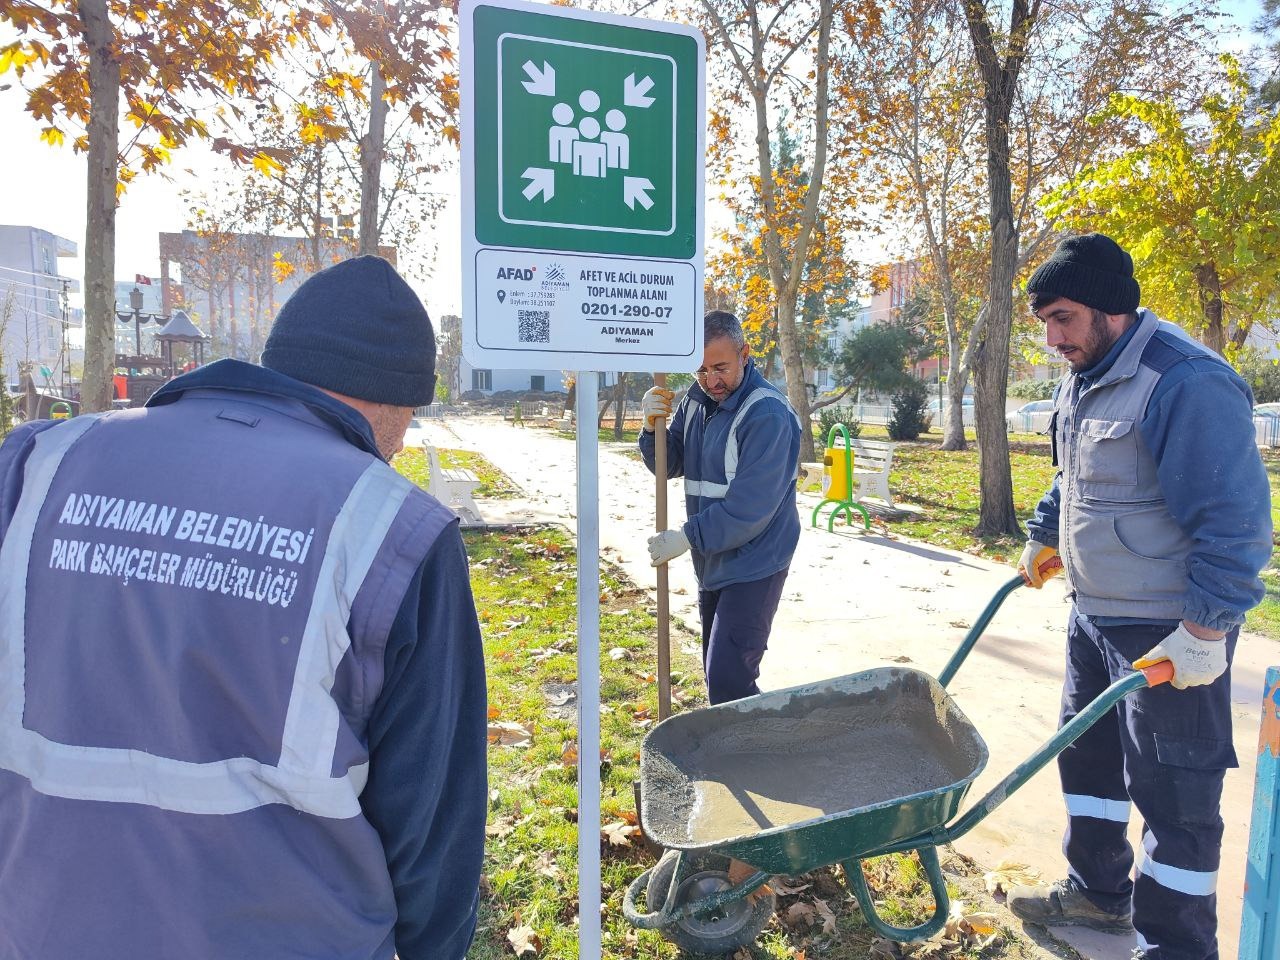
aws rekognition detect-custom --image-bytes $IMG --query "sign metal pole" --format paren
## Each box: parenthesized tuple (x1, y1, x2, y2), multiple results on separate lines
(653, 372, 671, 720)
(576, 370, 602, 960)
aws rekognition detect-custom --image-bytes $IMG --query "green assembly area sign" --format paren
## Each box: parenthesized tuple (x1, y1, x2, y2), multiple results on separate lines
(470, 4, 698, 259)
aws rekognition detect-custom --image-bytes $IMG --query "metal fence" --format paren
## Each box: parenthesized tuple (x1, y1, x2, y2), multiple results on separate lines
(414, 403, 444, 418)
(1255, 415, 1280, 448)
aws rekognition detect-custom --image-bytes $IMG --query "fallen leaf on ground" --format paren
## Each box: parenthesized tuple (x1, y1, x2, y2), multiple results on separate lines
(982, 860, 1040, 896)
(560, 742, 578, 766)
(487, 721, 533, 747)
(813, 897, 837, 933)
(784, 902, 815, 928)
(602, 821, 640, 846)
(609, 647, 631, 661)
(488, 705, 501, 720)
(771, 877, 811, 896)
(534, 850, 561, 879)
(544, 689, 573, 706)
(507, 924, 540, 955)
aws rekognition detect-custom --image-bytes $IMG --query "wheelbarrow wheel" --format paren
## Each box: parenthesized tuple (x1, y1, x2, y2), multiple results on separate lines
(646, 852, 775, 955)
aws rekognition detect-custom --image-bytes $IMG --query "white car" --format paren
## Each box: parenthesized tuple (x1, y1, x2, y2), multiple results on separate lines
(1007, 400, 1054, 434)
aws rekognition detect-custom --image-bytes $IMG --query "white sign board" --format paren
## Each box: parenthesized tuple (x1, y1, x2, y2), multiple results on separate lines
(461, 0, 705, 371)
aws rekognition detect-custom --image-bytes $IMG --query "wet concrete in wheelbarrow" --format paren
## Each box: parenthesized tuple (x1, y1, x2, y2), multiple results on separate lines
(641, 670, 985, 847)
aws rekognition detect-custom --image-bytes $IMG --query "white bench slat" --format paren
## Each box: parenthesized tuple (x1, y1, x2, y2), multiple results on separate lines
(800, 438, 896, 507)
(422, 442, 483, 525)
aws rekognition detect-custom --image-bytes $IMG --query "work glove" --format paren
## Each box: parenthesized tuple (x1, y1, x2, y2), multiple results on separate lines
(641, 387, 674, 432)
(1134, 623, 1228, 690)
(1017, 540, 1061, 588)
(648, 529, 690, 567)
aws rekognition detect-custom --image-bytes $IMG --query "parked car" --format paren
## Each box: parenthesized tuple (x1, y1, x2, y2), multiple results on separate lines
(1253, 402, 1280, 418)
(925, 396, 974, 430)
(1007, 399, 1055, 434)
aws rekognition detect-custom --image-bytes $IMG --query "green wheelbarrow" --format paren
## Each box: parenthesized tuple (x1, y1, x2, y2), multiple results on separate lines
(622, 574, 1175, 954)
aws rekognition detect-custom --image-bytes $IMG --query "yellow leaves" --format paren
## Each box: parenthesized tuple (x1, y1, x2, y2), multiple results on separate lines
(38, 126, 64, 148)
(0, 41, 48, 75)
(299, 121, 326, 144)
(271, 252, 295, 284)
(251, 151, 284, 176)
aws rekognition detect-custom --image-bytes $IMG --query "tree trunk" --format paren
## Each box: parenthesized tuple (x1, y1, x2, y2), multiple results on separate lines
(1193, 262, 1226, 356)
(359, 61, 388, 257)
(612, 372, 628, 440)
(79, 0, 119, 414)
(963, 0, 1037, 540)
(943, 356, 967, 448)
(738, 0, 832, 463)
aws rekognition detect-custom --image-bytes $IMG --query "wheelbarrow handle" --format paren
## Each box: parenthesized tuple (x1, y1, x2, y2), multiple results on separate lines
(879, 659, 1175, 856)
(937, 574, 1026, 688)
(937, 557, 1064, 689)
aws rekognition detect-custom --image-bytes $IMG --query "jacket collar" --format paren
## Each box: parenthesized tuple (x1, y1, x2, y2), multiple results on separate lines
(1078, 308, 1158, 389)
(146, 359, 383, 458)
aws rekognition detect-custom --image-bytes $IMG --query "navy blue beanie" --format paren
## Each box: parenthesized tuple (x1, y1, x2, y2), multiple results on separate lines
(262, 255, 437, 407)
(1026, 233, 1140, 315)
(1029, 234, 1141, 316)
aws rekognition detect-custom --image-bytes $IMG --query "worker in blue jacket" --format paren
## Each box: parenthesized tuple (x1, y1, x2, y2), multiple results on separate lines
(1009, 234, 1271, 960)
(0, 256, 487, 960)
(639, 310, 801, 704)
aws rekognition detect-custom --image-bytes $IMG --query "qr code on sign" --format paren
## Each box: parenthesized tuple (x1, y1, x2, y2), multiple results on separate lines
(517, 310, 550, 343)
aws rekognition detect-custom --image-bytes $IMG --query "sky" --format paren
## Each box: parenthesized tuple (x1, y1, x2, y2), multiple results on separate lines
(0, 0, 1269, 319)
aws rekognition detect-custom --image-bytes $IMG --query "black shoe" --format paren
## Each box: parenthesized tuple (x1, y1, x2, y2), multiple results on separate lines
(1007, 878, 1134, 934)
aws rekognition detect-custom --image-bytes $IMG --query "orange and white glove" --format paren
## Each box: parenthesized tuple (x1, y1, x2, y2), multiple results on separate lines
(1134, 623, 1228, 690)
(1017, 540, 1060, 588)
(641, 387, 674, 432)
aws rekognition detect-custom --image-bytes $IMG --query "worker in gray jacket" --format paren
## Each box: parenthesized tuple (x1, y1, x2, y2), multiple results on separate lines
(639, 311, 801, 704)
(1010, 234, 1270, 960)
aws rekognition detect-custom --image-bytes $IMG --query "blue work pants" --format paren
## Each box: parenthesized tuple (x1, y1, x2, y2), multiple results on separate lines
(697, 568, 788, 705)
(1058, 609, 1237, 960)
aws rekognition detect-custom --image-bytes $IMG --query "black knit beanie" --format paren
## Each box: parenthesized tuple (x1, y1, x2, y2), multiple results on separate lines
(1026, 233, 1141, 315)
(262, 255, 437, 407)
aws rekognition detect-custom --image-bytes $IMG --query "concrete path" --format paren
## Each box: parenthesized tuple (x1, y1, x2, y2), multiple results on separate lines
(410, 415, 1270, 960)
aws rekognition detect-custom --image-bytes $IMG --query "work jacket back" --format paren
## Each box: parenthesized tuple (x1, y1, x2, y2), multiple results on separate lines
(0, 376, 454, 959)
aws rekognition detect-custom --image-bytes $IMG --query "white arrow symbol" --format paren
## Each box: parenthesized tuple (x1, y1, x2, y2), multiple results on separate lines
(624, 73, 655, 108)
(623, 176, 654, 210)
(522, 167, 555, 202)
(521, 60, 555, 96)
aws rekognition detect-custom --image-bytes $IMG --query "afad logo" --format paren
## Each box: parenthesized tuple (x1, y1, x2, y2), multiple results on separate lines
(496, 265, 536, 280)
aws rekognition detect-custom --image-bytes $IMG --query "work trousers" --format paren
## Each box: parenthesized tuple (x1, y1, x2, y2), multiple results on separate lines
(1058, 609, 1237, 960)
(697, 568, 789, 705)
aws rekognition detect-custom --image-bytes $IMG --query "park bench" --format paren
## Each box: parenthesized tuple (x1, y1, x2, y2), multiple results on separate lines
(800, 438, 897, 508)
(422, 442, 483, 525)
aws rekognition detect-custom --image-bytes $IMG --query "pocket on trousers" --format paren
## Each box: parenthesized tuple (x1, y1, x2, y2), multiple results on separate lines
(1151, 731, 1237, 826)
(1153, 731, 1238, 771)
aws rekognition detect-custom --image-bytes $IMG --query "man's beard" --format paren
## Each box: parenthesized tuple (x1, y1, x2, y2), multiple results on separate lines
(1069, 310, 1120, 371)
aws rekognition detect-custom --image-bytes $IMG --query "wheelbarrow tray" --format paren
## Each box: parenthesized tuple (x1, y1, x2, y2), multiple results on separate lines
(639, 667, 988, 876)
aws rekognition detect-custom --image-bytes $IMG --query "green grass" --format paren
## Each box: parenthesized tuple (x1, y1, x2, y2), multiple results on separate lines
(557, 426, 643, 445)
(1251, 450, 1280, 637)
(392, 446, 519, 499)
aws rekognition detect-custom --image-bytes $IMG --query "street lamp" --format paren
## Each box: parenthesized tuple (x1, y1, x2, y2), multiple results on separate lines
(114, 285, 165, 359)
